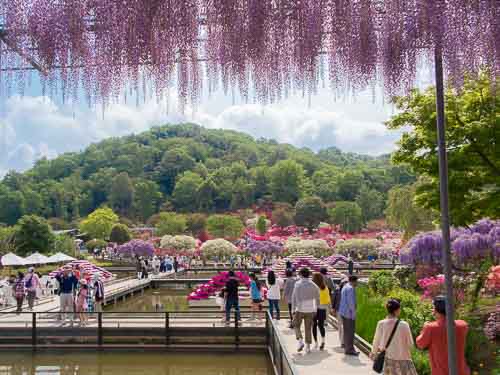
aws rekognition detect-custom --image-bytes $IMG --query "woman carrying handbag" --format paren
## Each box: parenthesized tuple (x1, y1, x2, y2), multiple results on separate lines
(371, 299, 418, 375)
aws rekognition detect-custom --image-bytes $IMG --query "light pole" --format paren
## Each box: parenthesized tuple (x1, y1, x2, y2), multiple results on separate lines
(434, 45, 458, 375)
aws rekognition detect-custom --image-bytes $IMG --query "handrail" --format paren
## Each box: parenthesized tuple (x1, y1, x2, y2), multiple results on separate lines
(266, 312, 300, 375)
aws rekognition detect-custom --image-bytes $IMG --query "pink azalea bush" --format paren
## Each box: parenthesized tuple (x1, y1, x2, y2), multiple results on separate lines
(187, 271, 251, 301)
(417, 275, 445, 300)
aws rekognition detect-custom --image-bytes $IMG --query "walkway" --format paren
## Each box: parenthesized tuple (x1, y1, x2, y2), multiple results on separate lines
(0, 276, 152, 320)
(275, 319, 373, 375)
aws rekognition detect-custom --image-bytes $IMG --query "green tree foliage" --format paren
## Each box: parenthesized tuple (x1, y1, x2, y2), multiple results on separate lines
(337, 171, 364, 201)
(79, 207, 119, 240)
(328, 201, 363, 233)
(206, 214, 244, 240)
(85, 239, 107, 252)
(312, 167, 340, 202)
(294, 196, 327, 232)
(155, 212, 187, 236)
(272, 206, 295, 228)
(270, 160, 304, 204)
(157, 148, 196, 195)
(0, 124, 412, 225)
(385, 184, 435, 239)
(109, 223, 132, 244)
(109, 172, 134, 215)
(355, 185, 385, 223)
(53, 234, 76, 256)
(172, 172, 203, 212)
(186, 213, 207, 236)
(256, 215, 268, 235)
(387, 75, 500, 225)
(0, 187, 25, 225)
(0, 226, 18, 255)
(133, 180, 162, 222)
(15, 215, 54, 255)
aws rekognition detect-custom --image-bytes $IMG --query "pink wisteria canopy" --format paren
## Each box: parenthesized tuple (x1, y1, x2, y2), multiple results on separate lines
(0, 0, 498, 108)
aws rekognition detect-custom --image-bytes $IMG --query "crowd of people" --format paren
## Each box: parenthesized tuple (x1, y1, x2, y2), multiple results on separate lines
(222, 265, 470, 375)
(54, 264, 105, 326)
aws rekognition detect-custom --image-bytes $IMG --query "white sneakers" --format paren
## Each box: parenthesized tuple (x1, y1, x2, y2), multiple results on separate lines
(305, 344, 311, 353)
(297, 340, 305, 352)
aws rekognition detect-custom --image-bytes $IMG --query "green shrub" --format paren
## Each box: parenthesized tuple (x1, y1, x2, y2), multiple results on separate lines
(355, 285, 386, 342)
(85, 239, 107, 252)
(368, 270, 400, 296)
(464, 315, 497, 374)
(411, 349, 431, 375)
(393, 265, 418, 290)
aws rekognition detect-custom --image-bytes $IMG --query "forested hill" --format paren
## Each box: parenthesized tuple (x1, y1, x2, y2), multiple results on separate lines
(0, 123, 414, 226)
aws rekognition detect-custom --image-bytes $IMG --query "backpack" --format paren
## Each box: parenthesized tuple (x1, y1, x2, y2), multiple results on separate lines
(25, 275, 33, 289)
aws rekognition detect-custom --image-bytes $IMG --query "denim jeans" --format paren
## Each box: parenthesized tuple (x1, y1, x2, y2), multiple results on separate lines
(268, 299, 280, 319)
(225, 298, 240, 322)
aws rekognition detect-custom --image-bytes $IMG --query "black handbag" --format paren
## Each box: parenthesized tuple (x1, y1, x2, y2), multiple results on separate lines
(373, 319, 400, 373)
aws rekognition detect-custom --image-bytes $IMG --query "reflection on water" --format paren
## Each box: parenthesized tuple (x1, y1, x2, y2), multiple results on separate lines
(0, 353, 272, 375)
(107, 288, 189, 312)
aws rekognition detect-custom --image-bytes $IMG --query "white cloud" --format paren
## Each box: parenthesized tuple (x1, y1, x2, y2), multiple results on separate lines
(0, 92, 401, 177)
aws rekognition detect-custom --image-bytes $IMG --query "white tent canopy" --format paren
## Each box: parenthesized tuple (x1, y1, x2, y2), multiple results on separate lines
(24, 252, 50, 265)
(47, 252, 76, 263)
(1, 253, 26, 266)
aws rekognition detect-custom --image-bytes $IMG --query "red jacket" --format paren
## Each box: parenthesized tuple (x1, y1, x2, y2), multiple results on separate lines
(416, 317, 470, 375)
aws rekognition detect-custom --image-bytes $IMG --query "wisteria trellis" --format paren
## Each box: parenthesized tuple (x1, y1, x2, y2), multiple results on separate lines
(0, 0, 498, 109)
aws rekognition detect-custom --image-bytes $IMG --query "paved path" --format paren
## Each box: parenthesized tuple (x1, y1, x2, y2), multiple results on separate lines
(275, 319, 373, 375)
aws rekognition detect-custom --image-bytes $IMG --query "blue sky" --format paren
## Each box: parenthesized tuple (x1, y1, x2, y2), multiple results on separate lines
(0, 73, 408, 177)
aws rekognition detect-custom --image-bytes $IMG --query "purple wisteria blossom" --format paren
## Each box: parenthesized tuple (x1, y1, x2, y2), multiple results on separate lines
(245, 239, 283, 255)
(401, 219, 500, 267)
(117, 239, 154, 258)
(0, 1, 498, 110)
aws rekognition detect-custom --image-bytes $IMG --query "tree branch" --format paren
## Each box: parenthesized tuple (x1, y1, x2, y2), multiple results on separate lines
(454, 112, 500, 176)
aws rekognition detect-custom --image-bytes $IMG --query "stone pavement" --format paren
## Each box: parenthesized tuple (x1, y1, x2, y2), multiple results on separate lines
(275, 319, 374, 375)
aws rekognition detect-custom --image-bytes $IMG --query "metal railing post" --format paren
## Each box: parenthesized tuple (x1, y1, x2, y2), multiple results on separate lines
(279, 343, 284, 375)
(265, 312, 270, 345)
(165, 312, 170, 346)
(32, 313, 36, 350)
(97, 312, 103, 348)
(234, 311, 239, 348)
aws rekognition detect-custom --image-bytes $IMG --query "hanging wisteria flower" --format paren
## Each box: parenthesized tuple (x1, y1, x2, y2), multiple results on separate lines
(0, 1, 498, 110)
(400, 219, 499, 267)
(117, 239, 154, 258)
(245, 239, 283, 255)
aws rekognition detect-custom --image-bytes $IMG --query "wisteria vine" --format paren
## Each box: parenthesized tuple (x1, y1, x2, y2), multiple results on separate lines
(0, 0, 498, 109)
(400, 219, 500, 267)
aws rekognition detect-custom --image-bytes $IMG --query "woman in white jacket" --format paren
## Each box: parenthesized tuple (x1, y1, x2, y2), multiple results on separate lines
(371, 299, 418, 375)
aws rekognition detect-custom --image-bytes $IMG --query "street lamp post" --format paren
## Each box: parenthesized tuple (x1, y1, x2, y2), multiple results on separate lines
(434, 45, 458, 375)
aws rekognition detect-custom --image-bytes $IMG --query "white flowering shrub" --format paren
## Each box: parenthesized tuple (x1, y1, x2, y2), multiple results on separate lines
(200, 239, 238, 258)
(285, 238, 331, 257)
(160, 235, 196, 252)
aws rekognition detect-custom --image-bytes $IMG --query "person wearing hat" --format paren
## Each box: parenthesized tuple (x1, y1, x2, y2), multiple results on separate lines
(24, 267, 40, 311)
(416, 296, 470, 375)
(55, 266, 78, 324)
(371, 299, 417, 374)
(76, 279, 89, 325)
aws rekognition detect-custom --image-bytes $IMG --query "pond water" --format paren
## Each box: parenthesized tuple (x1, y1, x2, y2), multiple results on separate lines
(0, 353, 272, 375)
(106, 288, 190, 312)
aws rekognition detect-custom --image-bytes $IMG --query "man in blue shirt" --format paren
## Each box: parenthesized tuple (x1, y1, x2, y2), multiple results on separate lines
(338, 275, 358, 355)
(55, 266, 78, 324)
